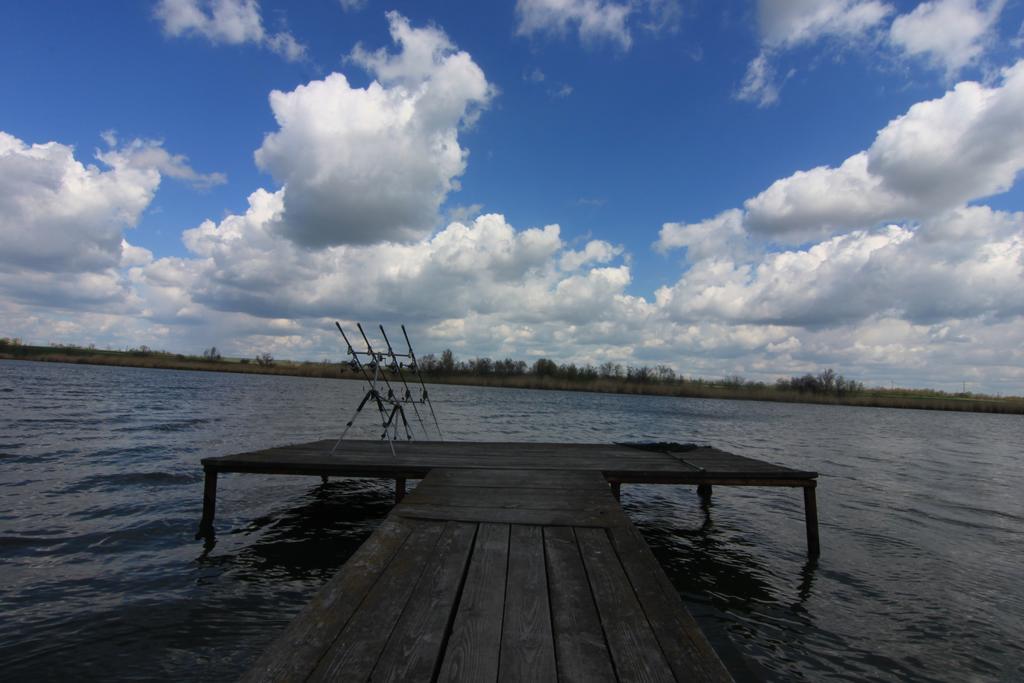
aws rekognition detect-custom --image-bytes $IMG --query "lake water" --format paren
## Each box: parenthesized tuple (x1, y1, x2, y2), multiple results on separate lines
(1, 359, 1021, 681)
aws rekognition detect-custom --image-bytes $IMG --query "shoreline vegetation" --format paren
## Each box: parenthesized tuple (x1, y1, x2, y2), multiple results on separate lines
(2, 338, 1021, 415)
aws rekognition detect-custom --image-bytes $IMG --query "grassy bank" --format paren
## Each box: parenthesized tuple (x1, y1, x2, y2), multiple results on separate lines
(417, 373, 1024, 414)
(2, 341, 1022, 415)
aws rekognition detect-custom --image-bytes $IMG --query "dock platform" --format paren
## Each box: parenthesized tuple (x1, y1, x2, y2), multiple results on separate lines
(199, 440, 819, 681)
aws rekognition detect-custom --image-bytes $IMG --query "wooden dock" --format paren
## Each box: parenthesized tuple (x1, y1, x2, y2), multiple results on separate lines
(199, 440, 819, 681)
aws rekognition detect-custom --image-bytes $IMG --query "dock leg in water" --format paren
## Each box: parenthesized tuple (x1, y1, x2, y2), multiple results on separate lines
(197, 467, 218, 538)
(697, 483, 713, 501)
(395, 478, 406, 503)
(321, 475, 329, 484)
(610, 481, 621, 501)
(804, 483, 820, 557)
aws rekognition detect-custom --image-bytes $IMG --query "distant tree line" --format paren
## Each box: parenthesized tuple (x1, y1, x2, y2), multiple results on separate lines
(775, 368, 864, 396)
(416, 351, 685, 384)
(414, 349, 863, 397)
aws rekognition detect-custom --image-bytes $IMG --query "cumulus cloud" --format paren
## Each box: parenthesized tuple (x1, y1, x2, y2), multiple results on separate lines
(100, 135, 226, 189)
(155, 0, 306, 61)
(0, 131, 158, 274)
(515, 0, 633, 49)
(514, 0, 686, 48)
(655, 209, 750, 262)
(127, 192, 646, 355)
(889, 0, 1006, 77)
(736, 1, 892, 106)
(0, 130, 222, 313)
(758, 0, 893, 48)
(742, 60, 1024, 241)
(657, 62, 1024, 386)
(559, 240, 623, 270)
(658, 208, 1024, 328)
(254, 11, 492, 247)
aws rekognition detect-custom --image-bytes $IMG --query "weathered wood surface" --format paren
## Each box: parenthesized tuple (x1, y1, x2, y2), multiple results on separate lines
(242, 468, 733, 682)
(203, 439, 817, 483)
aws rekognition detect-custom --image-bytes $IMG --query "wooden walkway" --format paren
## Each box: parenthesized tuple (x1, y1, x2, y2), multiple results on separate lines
(198, 440, 819, 681)
(240, 468, 733, 682)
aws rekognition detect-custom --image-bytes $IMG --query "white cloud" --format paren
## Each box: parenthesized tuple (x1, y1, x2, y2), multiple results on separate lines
(559, 240, 622, 270)
(151, 194, 640, 331)
(0, 131, 159, 274)
(758, 0, 893, 48)
(0, 130, 221, 315)
(655, 209, 750, 262)
(889, 0, 1005, 76)
(120, 240, 154, 268)
(736, 52, 780, 108)
(525, 67, 546, 82)
(515, 0, 633, 49)
(154, 0, 307, 61)
(338, 0, 367, 11)
(658, 208, 1024, 327)
(640, 0, 682, 34)
(255, 12, 492, 247)
(742, 60, 1024, 241)
(654, 62, 1024, 390)
(736, 1, 891, 106)
(551, 83, 574, 98)
(100, 135, 226, 189)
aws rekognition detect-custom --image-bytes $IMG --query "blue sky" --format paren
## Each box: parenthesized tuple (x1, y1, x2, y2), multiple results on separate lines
(2, 0, 1023, 393)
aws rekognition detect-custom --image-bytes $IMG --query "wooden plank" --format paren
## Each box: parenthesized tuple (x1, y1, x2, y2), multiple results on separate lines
(576, 526, 676, 683)
(499, 525, 556, 682)
(437, 523, 510, 682)
(204, 439, 815, 476)
(240, 517, 416, 682)
(402, 485, 615, 511)
(395, 503, 618, 527)
(608, 474, 816, 486)
(308, 521, 445, 682)
(204, 453, 817, 481)
(543, 527, 616, 683)
(371, 521, 478, 682)
(607, 523, 732, 682)
(424, 467, 610, 490)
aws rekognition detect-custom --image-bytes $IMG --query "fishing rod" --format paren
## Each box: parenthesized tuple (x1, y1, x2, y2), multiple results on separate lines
(379, 324, 427, 437)
(402, 324, 444, 440)
(336, 322, 386, 415)
(356, 324, 397, 400)
(333, 322, 397, 455)
(357, 323, 412, 442)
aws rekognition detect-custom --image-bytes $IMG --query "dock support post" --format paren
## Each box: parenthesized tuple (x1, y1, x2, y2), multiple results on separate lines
(610, 481, 621, 501)
(321, 475, 329, 484)
(197, 467, 218, 538)
(697, 483, 713, 501)
(803, 483, 820, 557)
(395, 478, 406, 503)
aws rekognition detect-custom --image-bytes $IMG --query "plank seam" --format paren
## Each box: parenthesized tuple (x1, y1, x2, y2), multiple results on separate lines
(364, 521, 454, 679)
(309, 519, 445, 680)
(541, 526, 560, 682)
(296, 519, 420, 680)
(429, 522, 480, 683)
(572, 526, 622, 683)
(604, 524, 707, 681)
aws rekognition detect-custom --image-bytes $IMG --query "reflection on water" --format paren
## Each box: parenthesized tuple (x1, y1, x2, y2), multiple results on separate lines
(1, 360, 1022, 681)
